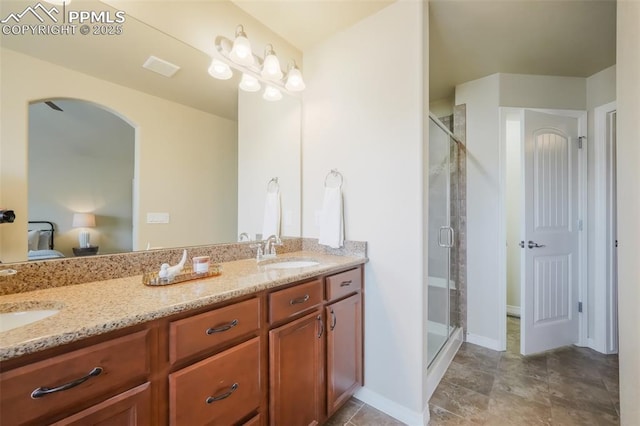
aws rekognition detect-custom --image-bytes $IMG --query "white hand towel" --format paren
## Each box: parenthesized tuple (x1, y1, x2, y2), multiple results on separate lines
(319, 187, 344, 248)
(262, 191, 281, 239)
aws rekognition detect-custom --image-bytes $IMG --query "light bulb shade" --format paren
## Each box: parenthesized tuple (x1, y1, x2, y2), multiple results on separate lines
(208, 59, 232, 79)
(263, 86, 282, 101)
(229, 26, 254, 66)
(285, 67, 306, 91)
(72, 213, 95, 228)
(239, 74, 261, 92)
(261, 46, 283, 81)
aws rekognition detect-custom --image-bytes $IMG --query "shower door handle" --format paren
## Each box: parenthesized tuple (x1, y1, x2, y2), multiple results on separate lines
(438, 226, 454, 248)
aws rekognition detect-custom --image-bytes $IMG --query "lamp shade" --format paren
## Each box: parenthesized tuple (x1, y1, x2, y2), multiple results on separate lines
(72, 213, 95, 228)
(261, 46, 283, 81)
(285, 66, 306, 91)
(263, 86, 282, 102)
(229, 26, 254, 66)
(208, 59, 232, 79)
(239, 73, 261, 92)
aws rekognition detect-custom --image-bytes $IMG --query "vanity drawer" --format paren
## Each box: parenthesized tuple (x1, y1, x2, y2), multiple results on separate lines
(169, 337, 261, 426)
(0, 330, 150, 426)
(269, 279, 323, 324)
(326, 268, 362, 301)
(170, 297, 260, 364)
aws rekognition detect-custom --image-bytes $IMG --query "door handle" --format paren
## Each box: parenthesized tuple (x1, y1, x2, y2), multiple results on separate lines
(438, 226, 454, 248)
(527, 240, 546, 249)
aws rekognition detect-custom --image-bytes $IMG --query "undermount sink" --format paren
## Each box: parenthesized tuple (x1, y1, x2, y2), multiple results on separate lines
(0, 302, 63, 333)
(261, 259, 320, 270)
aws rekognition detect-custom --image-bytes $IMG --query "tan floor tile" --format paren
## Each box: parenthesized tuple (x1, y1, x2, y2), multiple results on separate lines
(498, 352, 548, 381)
(442, 361, 496, 396)
(429, 405, 481, 425)
(486, 389, 552, 426)
(550, 403, 620, 425)
(349, 404, 406, 426)
(548, 375, 618, 417)
(492, 371, 550, 406)
(325, 398, 365, 426)
(430, 381, 490, 422)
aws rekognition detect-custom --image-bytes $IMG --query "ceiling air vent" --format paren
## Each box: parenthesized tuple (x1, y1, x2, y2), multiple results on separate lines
(142, 55, 180, 78)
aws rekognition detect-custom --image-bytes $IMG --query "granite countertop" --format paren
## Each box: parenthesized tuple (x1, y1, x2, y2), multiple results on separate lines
(0, 251, 366, 362)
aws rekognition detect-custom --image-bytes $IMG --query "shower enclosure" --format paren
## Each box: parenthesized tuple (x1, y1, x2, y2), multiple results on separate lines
(427, 114, 462, 368)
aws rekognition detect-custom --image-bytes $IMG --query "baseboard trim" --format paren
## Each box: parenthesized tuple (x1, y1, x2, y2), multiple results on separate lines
(507, 305, 521, 317)
(354, 387, 428, 426)
(465, 332, 502, 351)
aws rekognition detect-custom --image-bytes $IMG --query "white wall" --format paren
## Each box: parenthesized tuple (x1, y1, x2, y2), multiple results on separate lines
(616, 1, 640, 423)
(302, 1, 428, 422)
(499, 73, 586, 109)
(237, 90, 301, 241)
(455, 74, 502, 349)
(0, 48, 237, 262)
(585, 65, 616, 344)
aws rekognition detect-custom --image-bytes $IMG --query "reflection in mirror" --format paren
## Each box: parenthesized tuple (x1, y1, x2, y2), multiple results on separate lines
(0, 0, 302, 264)
(29, 99, 135, 258)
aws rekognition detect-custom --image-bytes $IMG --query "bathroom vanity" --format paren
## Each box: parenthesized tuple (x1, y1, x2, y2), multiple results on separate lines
(0, 253, 365, 425)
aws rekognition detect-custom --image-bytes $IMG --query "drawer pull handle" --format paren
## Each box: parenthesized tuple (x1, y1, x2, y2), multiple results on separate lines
(206, 319, 239, 335)
(330, 308, 337, 331)
(317, 315, 324, 338)
(289, 294, 310, 305)
(31, 367, 103, 399)
(340, 280, 353, 287)
(205, 383, 239, 404)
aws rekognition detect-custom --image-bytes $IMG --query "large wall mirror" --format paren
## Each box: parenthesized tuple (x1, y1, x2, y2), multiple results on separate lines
(0, 0, 302, 263)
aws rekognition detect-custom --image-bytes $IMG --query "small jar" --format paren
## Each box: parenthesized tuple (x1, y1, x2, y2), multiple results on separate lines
(192, 256, 210, 274)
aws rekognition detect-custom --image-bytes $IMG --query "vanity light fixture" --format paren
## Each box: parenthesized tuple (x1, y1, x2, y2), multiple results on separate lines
(43, 0, 72, 4)
(210, 24, 305, 98)
(263, 86, 283, 102)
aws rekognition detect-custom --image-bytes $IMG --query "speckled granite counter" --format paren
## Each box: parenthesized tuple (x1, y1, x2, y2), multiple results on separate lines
(0, 251, 366, 362)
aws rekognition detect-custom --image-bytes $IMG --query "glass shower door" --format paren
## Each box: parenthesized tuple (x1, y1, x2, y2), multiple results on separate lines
(427, 117, 453, 366)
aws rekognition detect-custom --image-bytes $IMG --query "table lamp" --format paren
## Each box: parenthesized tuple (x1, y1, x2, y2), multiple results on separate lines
(72, 213, 96, 248)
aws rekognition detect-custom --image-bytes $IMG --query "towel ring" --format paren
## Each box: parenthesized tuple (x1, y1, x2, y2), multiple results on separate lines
(267, 177, 279, 193)
(324, 169, 343, 189)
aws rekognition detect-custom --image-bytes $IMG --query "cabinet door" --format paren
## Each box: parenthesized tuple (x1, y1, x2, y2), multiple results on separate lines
(269, 311, 324, 426)
(51, 382, 151, 426)
(326, 294, 362, 417)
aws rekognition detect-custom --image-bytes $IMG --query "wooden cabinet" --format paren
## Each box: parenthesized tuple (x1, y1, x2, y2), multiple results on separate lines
(269, 311, 325, 426)
(0, 330, 151, 426)
(0, 265, 364, 426)
(169, 337, 261, 425)
(50, 382, 151, 425)
(169, 297, 260, 365)
(326, 294, 362, 416)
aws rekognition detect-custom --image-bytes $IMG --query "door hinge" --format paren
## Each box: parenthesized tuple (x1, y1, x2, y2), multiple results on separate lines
(578, 302, 583, 313)
(578, 136, 586, 149)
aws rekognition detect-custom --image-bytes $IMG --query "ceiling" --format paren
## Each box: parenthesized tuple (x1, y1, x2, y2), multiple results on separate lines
(429, 0, 617, 102)
(1, 1, 617, 116)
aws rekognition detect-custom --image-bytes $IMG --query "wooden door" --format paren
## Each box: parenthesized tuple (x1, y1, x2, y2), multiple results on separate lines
(326, 294, 362, 417)
(269, 311, 324, 426)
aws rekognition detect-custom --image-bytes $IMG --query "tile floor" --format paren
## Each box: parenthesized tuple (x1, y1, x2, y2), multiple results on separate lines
(327, 317, 620, 425)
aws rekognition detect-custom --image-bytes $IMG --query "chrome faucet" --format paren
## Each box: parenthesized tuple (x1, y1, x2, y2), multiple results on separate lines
(263, 235, 283, 257)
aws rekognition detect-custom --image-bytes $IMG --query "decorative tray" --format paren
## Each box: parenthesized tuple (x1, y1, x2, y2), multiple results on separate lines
(142, 264, 222, 286)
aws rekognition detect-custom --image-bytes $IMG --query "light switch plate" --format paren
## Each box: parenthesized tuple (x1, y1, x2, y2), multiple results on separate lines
(147, 212, 170, 224)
